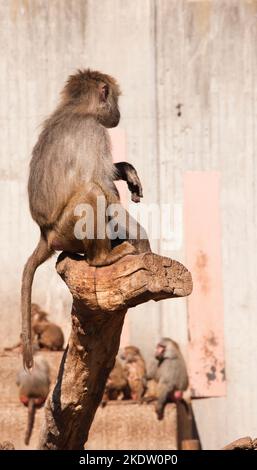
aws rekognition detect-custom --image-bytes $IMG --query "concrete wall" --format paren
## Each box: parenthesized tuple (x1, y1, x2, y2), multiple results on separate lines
(1, 0, 257, 449)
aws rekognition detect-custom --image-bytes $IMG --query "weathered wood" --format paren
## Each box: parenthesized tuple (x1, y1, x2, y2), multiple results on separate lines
(56, 252, 193, 311)
(38, 252, 192, 450)
(222, 436, 255, 451)
(181, 439, 200, 451)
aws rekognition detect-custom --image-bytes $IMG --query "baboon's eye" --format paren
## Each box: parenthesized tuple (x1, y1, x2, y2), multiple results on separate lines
(100, 84, 109, 101)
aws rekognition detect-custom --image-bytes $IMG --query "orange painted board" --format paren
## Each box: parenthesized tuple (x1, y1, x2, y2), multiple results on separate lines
(184, 172, 226, 397)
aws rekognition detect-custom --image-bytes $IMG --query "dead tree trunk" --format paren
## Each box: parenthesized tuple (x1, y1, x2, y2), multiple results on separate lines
(38, 252, 192, 450)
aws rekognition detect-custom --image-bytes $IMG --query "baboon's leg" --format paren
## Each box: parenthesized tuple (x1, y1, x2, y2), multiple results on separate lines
(155, 384, 172, 420)
(51, 188, 136, 266)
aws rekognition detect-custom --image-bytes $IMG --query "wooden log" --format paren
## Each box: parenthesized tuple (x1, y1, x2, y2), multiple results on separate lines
(222, 436, 253, 450)
(181, 439, 200, 450)
(177, 400, 201, 450)
(38, 252, 192, 450)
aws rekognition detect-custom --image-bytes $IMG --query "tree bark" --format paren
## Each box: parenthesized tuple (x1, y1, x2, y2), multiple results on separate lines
(222, 436, 256, 450)
(39, 252, 192, 450)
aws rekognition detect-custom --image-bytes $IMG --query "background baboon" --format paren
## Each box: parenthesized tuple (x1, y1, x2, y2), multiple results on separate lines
(120, 345, 147, 402)
(5, 303, 64, 352)
(31, 303, 64, 351)
(147, 337, 189, 419)
(101, 359, 130, 406)
(16, 356, 50, 445)
(21, 68, 151, 369)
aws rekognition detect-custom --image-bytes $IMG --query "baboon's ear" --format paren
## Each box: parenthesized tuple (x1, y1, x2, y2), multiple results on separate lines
(99, 84, 109, 102)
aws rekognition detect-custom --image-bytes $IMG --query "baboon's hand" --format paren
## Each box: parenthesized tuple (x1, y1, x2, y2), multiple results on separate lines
(114, 162, 143, 203)
(126, 166, 143, 203)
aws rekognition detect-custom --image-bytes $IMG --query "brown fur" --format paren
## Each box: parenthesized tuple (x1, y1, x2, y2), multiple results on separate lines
(21, 69, 151, 370)
(34, 321, 64, 351)
(5, 303, 63, 352)
(31, 303, 48, 323)
(143, 379, 158, 402)
(101, 359, 129, 406)
(121, 346, 146, 402)
(32, 303, 64, 351)
(61, 69, 121, 105)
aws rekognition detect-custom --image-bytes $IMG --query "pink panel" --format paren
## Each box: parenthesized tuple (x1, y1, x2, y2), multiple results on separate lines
(184, 172, 226, 397)
(109, 128, 130, 347)
(109, 128, 127, 207)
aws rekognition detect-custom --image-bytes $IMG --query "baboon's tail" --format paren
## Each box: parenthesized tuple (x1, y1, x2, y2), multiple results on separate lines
(24, 398, 36, 445)
(21, 234, 53, 370)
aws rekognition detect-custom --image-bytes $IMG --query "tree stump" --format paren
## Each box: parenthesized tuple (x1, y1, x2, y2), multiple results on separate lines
(38, 252, 192, 450)
(222, 436, 257, 450)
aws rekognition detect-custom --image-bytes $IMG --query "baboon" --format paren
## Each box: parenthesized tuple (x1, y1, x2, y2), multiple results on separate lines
(143, 378, 158, 402)
(5, 303, 64, 352)
(147, 338, 189, 420)
(31, 302, 48, 323)
(120, 345, 147, 402)
(101, 359, 130, 406)
(21, 68, 151, 369)
(33, 321, 64, 351)
(31, 303, 64, 351)
(16, 356, 50, 445)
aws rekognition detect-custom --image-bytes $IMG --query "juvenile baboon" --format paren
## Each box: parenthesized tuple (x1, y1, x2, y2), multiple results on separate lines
(21, 68, 151, 369)
(5, 303, 64, 352)
(33, 321, 64, 351)
(31, 302, 48, 322)
(101, 359, 129, 406)
(147, 338, 189, 420)
(120, 345, 147, 402)
(31, 303, 64, 351)
(16, 356, 50, 445)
